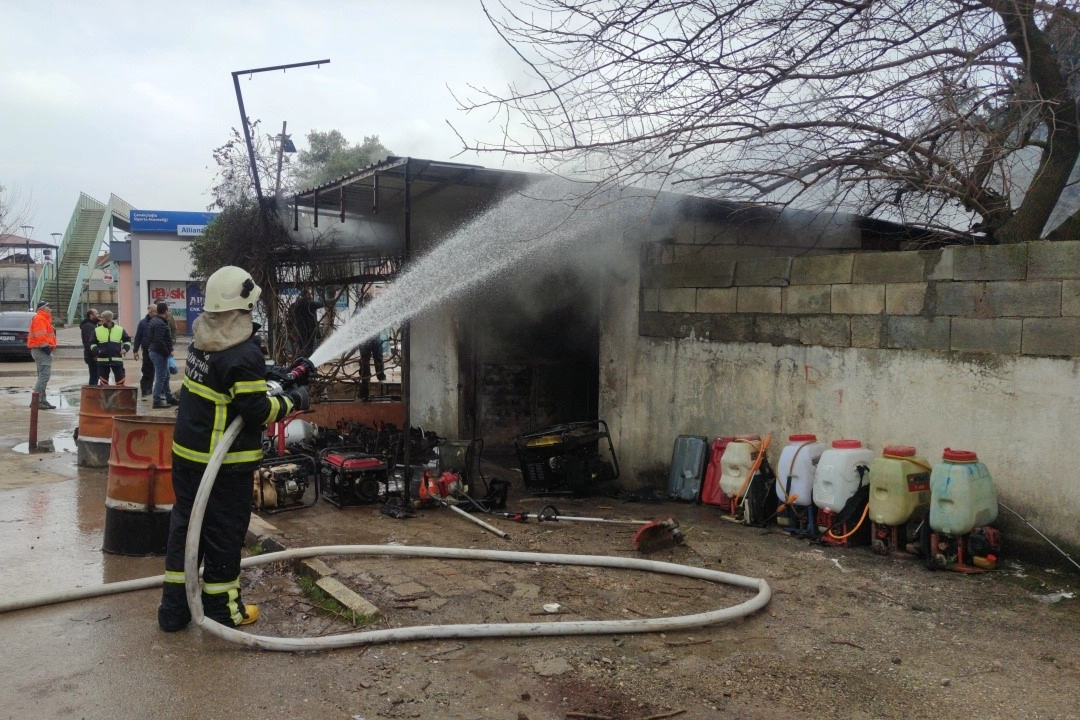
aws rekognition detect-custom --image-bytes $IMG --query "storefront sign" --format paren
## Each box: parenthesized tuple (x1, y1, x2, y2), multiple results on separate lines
(131, 210, 216, 236)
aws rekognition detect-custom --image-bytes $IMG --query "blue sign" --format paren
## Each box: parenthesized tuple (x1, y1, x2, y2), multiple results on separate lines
(187, 283, 205, 331)
(130, 210, 217, 235)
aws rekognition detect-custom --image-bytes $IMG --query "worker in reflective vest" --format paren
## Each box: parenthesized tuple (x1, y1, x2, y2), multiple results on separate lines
(27, 301, 58, 409)
(90, 310, 132, 385)
(158, 266, 310, 632)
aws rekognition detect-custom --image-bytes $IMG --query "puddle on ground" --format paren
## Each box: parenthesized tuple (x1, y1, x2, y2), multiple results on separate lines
(3, 385, 81, 408)
(12, 434, 78, 454)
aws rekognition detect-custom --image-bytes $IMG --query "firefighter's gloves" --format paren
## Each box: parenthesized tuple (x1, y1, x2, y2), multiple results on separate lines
(286, 385, 311, 412)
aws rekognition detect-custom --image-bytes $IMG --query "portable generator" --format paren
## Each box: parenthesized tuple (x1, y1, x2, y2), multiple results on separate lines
(252, 455, 318, 514)
(513, 420, 620, 497)
(319, 448, 390, 507)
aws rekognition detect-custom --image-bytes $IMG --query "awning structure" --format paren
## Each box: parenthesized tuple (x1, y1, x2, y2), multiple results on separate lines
(289, 157, 539, 269)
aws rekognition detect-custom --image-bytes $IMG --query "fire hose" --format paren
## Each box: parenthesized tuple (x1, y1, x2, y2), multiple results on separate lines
(185, 417, 772, 651)
(1, 371, 773, 648)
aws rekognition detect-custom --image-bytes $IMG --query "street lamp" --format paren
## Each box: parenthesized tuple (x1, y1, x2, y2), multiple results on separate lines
(50, 233, 61, 322)
(19, 225, 33, 310)
(274, 120, 297, 196)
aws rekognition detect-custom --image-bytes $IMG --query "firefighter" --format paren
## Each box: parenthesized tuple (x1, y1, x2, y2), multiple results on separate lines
(90, 310, 132, 385)
(158, 266, 310, 632)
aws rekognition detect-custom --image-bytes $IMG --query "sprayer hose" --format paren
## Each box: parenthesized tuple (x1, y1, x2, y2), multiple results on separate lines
(826, 503, 870, 541)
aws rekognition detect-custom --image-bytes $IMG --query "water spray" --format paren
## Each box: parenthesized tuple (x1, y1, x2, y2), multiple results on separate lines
(306, 177, 673, 367)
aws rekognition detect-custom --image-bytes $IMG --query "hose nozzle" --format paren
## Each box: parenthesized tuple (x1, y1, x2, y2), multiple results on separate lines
(285, 357, 315, 387)
(266, 357, 317, 397)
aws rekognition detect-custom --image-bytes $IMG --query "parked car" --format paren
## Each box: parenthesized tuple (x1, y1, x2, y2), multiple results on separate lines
(0, 311, 36, 361)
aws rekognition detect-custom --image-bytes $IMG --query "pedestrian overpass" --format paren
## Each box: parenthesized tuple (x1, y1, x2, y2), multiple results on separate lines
(32, 193, 131, 325)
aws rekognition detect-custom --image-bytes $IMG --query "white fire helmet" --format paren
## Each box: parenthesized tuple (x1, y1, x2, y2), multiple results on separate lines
(204, 266, 261, 312)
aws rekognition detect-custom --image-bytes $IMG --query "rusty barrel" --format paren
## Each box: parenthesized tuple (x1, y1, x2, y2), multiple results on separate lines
(103, 415, 175, 556)
(77, 385, 139, 468)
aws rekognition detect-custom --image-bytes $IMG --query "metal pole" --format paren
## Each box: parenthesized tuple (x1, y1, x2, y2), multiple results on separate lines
(402, 159, 412, 500)
(20, 225, 32, 310)
(230, 60, 329, 203)
(231, 72, 263, 201)
(29, 392, 39, 451)
(274, 120, 287, 197)
(51, 233, 61, 323)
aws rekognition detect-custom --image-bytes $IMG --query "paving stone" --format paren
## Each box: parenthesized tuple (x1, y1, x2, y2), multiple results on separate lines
(316, 576, 380, 618)
(390, 582, 429, 598)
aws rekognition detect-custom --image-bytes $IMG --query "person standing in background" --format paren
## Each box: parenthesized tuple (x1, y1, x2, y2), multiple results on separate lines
(291, 288, 339, 358)
(148, 302, 178, 408)
(159, 302, 179, 343)
(27, 301, 57, 409)
(132, 304, 157, 398)
(79, 307, 101, 386)
(91, 310, 132, 385)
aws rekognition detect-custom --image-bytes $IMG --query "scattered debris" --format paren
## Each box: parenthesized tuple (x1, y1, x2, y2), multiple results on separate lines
(1035, 591, 1075, 603)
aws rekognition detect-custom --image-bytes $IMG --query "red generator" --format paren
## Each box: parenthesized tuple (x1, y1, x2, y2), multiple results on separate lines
(319, 448, 389, 507)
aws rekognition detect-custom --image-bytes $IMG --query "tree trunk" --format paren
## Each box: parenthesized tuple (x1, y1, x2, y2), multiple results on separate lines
(989, 2, 1080, 243)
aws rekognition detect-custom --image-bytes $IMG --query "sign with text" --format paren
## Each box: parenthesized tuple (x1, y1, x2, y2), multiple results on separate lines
(186, 283, 204, 333)
(149, 280, 188, 334)
(131, 210, 217, 236)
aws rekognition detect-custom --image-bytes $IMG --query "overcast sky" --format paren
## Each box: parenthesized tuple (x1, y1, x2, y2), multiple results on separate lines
(0, 0, 538, 245)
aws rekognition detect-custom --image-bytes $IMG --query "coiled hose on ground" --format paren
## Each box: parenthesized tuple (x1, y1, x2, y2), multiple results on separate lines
(2, 417, 773, 651)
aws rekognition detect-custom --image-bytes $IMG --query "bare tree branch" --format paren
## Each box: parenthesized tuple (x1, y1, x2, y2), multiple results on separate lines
(455, 0, 1080, 242)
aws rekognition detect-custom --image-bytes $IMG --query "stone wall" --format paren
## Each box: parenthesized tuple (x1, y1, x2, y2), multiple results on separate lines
(641, 242, 1080, 357)
(596, 237, 1080, 562)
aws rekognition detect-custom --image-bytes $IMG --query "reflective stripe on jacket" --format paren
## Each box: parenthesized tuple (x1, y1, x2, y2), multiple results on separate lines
(172, 334, 293, 469)
(91, 324, 132, 362)
(27, 310, 57, 349)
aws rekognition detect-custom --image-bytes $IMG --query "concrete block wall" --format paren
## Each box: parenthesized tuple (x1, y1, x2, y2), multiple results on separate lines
(640, 241, 1080, 357)
(602, 238, 1080, 559)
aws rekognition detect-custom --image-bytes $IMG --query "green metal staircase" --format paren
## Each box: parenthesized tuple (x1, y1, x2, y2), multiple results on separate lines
(33, 193, 131, 325)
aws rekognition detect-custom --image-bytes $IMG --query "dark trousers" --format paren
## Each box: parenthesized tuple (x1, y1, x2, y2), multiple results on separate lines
(97, 361, 126, 385)
(361, 338, 385, 380)
(159, 462, 254, 628)
(149, 350, 174, 404)
(139, 352, 154, 395)
(85, 359, 99, 386)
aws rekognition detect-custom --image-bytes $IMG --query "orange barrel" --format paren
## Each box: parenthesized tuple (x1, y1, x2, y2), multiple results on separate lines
(103, 415, 176, 556)
(76, 385, 139, 468)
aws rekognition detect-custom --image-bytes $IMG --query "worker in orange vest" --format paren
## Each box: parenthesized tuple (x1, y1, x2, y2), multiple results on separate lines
(27, 301, 58, 409)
